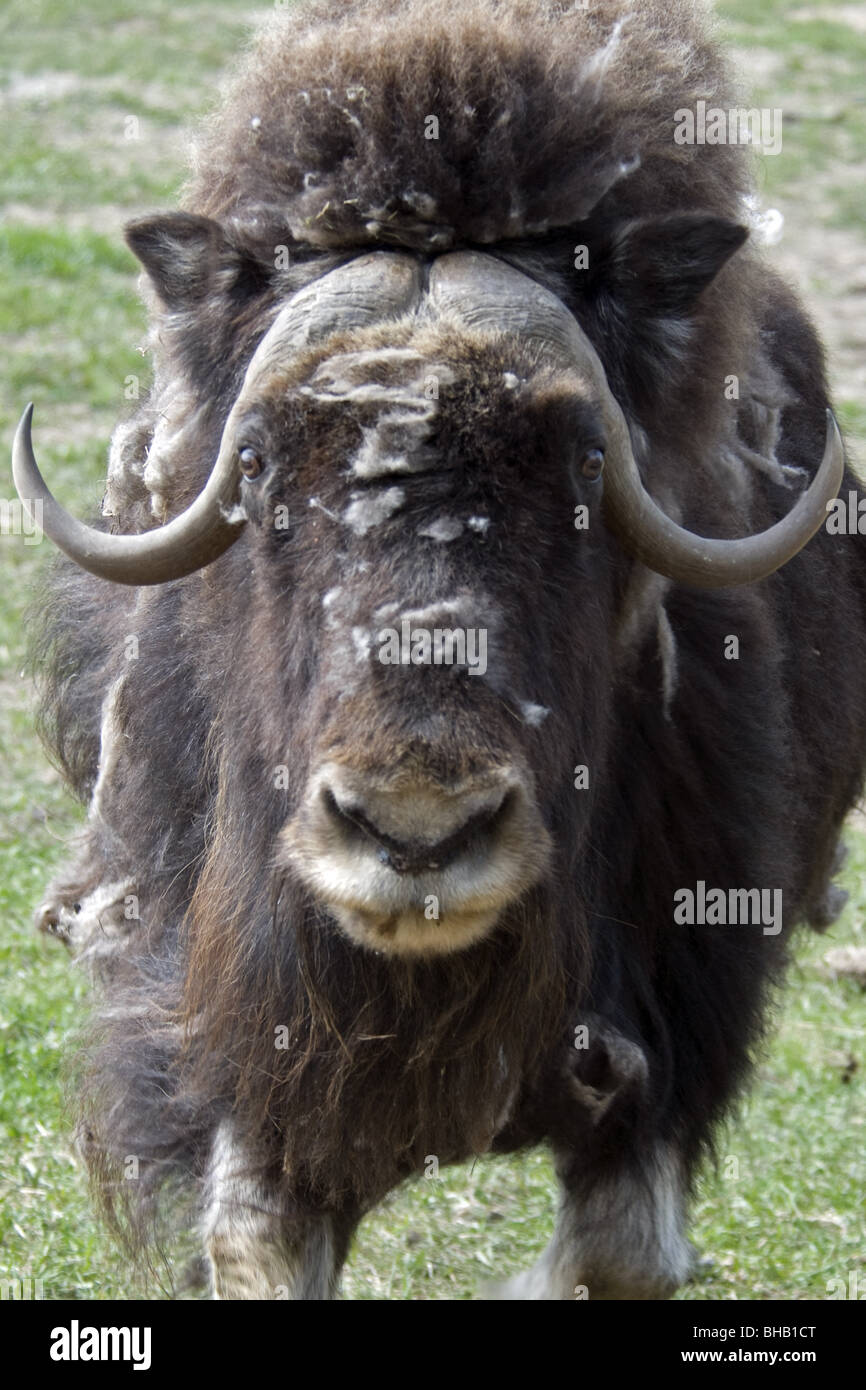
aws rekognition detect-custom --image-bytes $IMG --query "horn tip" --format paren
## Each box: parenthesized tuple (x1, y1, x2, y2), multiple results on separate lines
(14, 403, 35, 444)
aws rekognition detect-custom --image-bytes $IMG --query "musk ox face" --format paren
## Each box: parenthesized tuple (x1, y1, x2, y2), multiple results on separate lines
(218, 252, 621, 956)
(12, 240, 844, 959)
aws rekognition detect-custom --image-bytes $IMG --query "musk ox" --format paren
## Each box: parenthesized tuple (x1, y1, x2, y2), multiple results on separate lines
(13, 0, 866, 1299)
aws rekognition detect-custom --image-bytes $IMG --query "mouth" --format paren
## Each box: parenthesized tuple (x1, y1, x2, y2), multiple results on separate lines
(279, 763, 551, 956)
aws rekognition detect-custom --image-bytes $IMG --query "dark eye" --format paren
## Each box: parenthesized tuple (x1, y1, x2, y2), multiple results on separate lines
(580, 448, 605, 481)
(239, 445, 265, 480)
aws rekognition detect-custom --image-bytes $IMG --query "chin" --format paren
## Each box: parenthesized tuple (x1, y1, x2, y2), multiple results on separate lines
(328, 901, 503, 957)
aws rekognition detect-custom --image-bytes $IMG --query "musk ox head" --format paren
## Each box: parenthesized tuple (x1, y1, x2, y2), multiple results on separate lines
(12, 0, 841, 964)
(13, 237, 841, 960)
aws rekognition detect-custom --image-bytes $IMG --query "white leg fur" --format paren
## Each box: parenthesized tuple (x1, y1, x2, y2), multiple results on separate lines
(490, 1145, 694, 1300)
(203, 1121, 342, 1300)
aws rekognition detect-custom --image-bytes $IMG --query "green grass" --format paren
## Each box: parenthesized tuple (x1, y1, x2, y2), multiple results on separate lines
(720, 0, 866, 215)
(0, 0, 864, 1302)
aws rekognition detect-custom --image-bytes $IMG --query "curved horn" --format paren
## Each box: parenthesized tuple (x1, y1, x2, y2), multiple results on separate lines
(12, 404, 245, 586)
(12, 253, 424, 587)
(602, 407, 844, 588)
(428, 251, 844, 589)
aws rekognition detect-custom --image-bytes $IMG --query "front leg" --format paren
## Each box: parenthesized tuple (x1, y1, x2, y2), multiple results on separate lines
(490, 1017, 694, 1300)
(203, 1120, 356, 1299)
(492, 1142, 695, 1300)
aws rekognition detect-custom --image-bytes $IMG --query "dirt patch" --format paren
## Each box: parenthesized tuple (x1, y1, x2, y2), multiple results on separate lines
(0, 202, 133, 236)
(791, 5, 866, 36)
(2, 72, 86, 102)
(735, 45, 866, 416)
(822, 946, 866, 985)
(766, 215, 866, 411)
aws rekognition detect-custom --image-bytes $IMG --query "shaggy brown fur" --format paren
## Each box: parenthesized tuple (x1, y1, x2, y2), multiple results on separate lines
(188, 0, 748, 249)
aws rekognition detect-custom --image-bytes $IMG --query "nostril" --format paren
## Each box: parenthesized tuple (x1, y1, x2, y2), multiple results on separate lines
(322, 786, 514, 874)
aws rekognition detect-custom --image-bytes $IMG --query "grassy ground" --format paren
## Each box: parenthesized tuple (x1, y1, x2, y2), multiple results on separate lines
(0, 0, 863, 1301)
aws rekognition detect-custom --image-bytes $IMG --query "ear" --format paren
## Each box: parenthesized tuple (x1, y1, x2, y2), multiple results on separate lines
(601, 212, 749, 317)
(124, 212, 264, 309)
